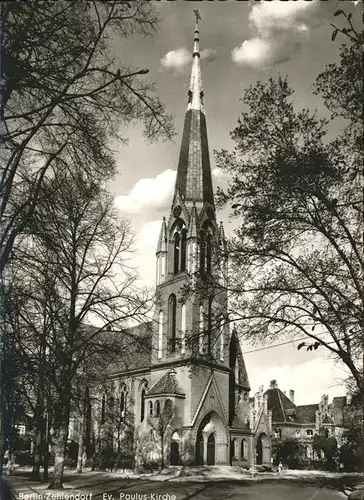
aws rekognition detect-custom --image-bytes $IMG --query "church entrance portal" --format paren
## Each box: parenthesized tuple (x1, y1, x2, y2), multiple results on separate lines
(207, 434, 215, 465)
(195, 411, 227, 465)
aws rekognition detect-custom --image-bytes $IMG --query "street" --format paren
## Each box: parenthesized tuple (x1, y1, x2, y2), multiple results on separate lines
(9, 471, 359, 500)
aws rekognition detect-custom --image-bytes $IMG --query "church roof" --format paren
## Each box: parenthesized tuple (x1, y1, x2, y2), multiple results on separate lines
(174, 16, 214, 207)
(107, 322, 153, 375)
(147, 371, 185, 397)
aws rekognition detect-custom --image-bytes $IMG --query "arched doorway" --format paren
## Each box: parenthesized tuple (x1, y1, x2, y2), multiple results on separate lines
(256, 433, 270, 465)
(195, 411, 228, 465)
(207, 434, 215, 465)
(170, 441, 179, 465)
(196, 431, 204, 465)
(256, 435, 263, 465)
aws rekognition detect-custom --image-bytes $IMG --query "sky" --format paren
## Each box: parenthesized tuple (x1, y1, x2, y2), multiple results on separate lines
(110, 0, 360, 405)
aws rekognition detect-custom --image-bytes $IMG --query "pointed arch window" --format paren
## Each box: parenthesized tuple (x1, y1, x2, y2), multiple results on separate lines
(155, 400, 160, 417)
(180, 229, 187, 272)
(158, 311, 163, 359)
(181, 303, 187, 354)
(148, 401, 153, 418)
(199, 230, 206, 274)
(173, 232, 180, 274)
(199, 304, 205, 354)
(140, 383, 148, 422)
(206, 232, 213, 274)
(168, 294, 177, 353)
(207, 296, 213, 354)
(119, 385, 127, 423)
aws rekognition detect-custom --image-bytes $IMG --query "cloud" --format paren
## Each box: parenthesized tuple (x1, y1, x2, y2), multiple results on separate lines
(212, 167, 229, 180)
(115, 169, 176, 215)
(232, 0, 319, 69)
(134, 220, 162, 287)
(201, 48, 217, 62)
(160, 47, 190, 71)
(161, 47, 217, 71)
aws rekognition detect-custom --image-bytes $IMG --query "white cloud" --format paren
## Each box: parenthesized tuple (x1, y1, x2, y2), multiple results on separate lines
(201, 48, 217, 62)
(232, 0, 319, 69)
(160, 47, 190, 71)
(114, 169, 176, 215)
(161, 47, 216, 71)
(212, 167, 228, 179)
(133, 220, 162, 287)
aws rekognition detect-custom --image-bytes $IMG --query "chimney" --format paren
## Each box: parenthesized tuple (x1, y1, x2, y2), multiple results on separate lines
(289, 390, 295, 403)
(270, 380, 277, 389)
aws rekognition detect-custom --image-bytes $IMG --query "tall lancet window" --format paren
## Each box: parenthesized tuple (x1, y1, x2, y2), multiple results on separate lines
(180, 229, 187, 272)
(168, 294, 177, 353)
(206, 232, 213, 274)
(173, 232, 180, 274)
(220, 317, 225, 362)
(207, 296, 213, 354)
(158, 311, 163, 359)
(140, 387, 146, 422)
(199, 230, 206, 274)
(199, 305, 205, 354)
(181, 303, 187, 354)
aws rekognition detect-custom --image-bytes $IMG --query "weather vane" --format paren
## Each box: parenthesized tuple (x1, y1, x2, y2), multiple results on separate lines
(193, 9, 201, 23)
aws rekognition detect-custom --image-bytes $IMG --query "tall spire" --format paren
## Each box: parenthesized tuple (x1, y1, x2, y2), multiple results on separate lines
(174, 11, 214, 207)
(188, 10, 204, 112)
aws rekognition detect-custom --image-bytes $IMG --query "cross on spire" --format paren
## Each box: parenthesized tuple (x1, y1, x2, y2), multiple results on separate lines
(193, 9, 201, 24)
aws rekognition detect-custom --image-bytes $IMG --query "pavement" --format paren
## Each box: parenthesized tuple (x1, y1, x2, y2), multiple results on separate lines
(3, 466, 364, 500)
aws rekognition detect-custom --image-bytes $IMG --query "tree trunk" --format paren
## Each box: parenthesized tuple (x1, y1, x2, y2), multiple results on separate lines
(76, 416, 84, 473)
(43, 410, 50, 482)
(48, 395, 70, 489)
(48, 424, 68, 489)
(30, 427, 42, 480)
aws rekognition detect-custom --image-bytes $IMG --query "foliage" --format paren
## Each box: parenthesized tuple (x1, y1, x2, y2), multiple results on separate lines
(313, 433, 338, 471)
(272, 438, 306, 469)
(339, 396, 364, 471)
(215, 10, 363, 393)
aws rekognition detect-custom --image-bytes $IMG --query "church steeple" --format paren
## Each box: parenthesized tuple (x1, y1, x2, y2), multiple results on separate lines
(174, 11, 214, 207)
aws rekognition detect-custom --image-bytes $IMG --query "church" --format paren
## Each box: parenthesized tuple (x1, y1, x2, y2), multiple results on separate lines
(78, 14, 272, 471)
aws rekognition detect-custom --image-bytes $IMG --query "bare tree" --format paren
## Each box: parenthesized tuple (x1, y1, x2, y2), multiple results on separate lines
(1, 0, 174, 273)
(8, 165, 152, 488)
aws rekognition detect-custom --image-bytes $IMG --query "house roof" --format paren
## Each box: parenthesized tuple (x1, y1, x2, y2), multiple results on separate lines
(147, 371, 186, 397)
(265, 388, 296, 423)
(332, 396, 347, 408)
(296, 404, 318, 424)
